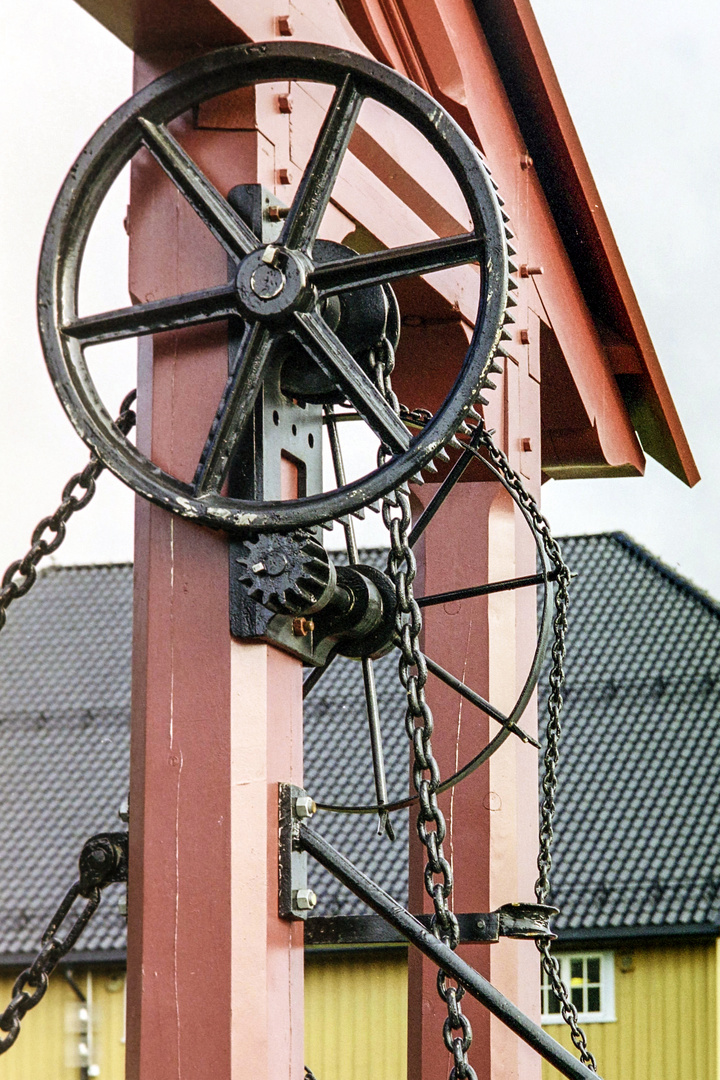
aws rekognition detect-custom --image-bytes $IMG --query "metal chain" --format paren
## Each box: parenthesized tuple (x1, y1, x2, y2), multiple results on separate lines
(370, 338, 476, 1080)
(466, 418, 597, 1071)
(0, 390, 137, 633)
(0, 833, 127, 1054)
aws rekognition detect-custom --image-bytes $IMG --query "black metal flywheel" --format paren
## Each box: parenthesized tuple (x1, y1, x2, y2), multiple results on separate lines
(38, 41, 508, 533)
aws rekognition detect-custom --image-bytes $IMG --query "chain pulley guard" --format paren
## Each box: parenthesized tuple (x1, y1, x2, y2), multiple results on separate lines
(38, 41, 510, 534)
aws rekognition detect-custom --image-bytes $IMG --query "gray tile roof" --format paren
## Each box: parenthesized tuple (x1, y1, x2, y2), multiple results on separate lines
(1, 533, 719, 960)
(0, 564, 132, 960)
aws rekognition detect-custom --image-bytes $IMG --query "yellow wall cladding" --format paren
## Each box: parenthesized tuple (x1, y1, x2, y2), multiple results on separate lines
(305, 947, 408, 1080)
(0, 967, 126, 1080)
(542, 941, 717, 1080)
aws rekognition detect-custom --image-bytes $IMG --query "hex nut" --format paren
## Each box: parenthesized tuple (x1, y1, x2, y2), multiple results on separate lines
(294, 795, 317, 819)
(294, 889, 317, 911)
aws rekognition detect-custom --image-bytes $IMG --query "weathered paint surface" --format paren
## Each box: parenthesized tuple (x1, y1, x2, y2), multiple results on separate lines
(0, 968, 126, 1080)
(305, 949, 408, 1080)
(542, 942, 717, 1080)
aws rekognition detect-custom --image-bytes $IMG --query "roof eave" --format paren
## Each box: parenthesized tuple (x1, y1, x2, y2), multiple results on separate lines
(473, 0, 699, 487)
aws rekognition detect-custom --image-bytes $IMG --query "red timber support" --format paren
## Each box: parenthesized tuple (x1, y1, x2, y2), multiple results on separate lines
(125, 60, 304, 1080)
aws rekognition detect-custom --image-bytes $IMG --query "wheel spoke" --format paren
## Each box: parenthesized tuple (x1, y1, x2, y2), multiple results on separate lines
(424, 654, 540, 748)
(417, 570, 559, 608)
(293, 312, 410, 454)
(280, 76, 362, 253)
(408, 441, 478, 547)
(325, 406, 393, 838)
(138, 117, 259, 259)
(310, 234, 480, 296)
(62, 284, 239, 345)
(193, 323, 275, 496)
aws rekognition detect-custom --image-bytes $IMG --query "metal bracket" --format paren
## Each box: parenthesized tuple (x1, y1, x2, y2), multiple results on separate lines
(227, 185, 324, 664)
(278, 783, 318, 920)
(475, 902, 558, 942)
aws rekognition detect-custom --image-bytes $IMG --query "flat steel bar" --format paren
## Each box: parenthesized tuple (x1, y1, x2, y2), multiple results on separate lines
(137, 118, 259, 259)
(62, 284, 238, 345)
(280, 75, 362, 252)
(293, 312, 410, 453)
(425, 654, 539, 748)
(417, 570, 558, 608)
(299, 824, 600, 1080)
(310, 233, 480, 295)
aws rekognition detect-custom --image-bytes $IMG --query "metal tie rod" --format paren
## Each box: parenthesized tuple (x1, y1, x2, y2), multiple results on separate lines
(298, 824, 601, 1080)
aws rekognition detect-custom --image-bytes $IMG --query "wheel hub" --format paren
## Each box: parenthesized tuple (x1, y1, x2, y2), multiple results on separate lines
(236, 245, 314, 320)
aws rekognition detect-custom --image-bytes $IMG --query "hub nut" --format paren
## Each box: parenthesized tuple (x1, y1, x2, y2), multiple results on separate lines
(294, 795, 317, 819)
(294, 888, 317, 911)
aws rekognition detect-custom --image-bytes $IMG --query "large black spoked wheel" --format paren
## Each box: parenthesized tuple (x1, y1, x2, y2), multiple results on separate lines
(39, 41, 509, 534)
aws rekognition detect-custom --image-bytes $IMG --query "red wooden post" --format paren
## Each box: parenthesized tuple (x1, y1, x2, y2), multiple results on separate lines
(125, 60, 304, 1080)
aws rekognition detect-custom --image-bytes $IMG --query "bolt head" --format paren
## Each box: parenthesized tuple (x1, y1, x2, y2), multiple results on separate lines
(89, 848, 108, 865)
(294, 795, 317, 819)
(294, 889, 317, 911)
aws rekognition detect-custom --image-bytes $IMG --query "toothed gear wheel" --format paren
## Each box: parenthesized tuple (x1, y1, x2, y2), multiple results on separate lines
(40, 41, 510, 533)
(235, 532, 336, 616)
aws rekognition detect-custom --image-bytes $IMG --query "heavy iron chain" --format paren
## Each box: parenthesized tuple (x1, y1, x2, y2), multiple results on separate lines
(369, 338, 477, 1080)
(0, 390, 137, 633)
(0, 833, 128, 1054)
(0, 392, 136, 1054)
(466, 418, 597, 1072)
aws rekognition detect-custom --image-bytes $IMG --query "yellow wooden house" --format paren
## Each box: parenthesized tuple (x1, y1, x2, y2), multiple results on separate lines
(1, 531, 719, 1078)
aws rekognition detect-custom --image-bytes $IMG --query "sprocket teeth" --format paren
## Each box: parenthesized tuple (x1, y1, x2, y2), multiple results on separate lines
(477, 394, 490, 407)
(488, 360, 503, 375)
(410, 472, 425, 486)
(448, 436, 464, 451)
(505, 227, 514, 240)
(435, 447, 451, 463)
(368, 500, 381, 513)
(422, 460, 439, 475)
(503, 311, 515, 325)
(507, 277, 518, 290)
(506, 294, 517, 307)
(508, 261, 519, 275)
(483, 378, 497, 391)
(501, 210, 511, 223)
(500, 328, 512, 341)
(321, 520, 333, 531)
(495, 345, 511, 359)
(507, 243, 517, 257)
(351, 507, 365, 520)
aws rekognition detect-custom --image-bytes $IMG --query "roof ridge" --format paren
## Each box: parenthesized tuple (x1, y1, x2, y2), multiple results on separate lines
(603, 532, 720, 618)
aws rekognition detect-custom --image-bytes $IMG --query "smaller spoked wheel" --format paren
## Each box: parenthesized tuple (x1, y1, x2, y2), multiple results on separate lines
(39, 41, 510, 534)
(303, 415, 557, 831)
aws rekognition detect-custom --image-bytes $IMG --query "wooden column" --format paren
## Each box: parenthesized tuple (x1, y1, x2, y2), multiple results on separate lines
(125, 57, 303, 1080)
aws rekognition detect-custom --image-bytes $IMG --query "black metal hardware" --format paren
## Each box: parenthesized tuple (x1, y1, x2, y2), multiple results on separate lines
(0, 832, 128, 1054)
(298, 823, 599, 1080)
(279, 783, 317, 920)
(305, 904, 557, 946)
(39, 41, 509, 534)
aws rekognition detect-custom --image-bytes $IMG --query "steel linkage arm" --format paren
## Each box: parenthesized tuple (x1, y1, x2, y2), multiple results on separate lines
(298, 824, 601, 1080)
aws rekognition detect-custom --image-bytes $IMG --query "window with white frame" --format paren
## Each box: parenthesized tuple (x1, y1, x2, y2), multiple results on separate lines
(541, 952, 615, 1024)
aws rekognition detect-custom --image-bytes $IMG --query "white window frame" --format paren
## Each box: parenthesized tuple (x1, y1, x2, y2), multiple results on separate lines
(541, 951, 616, 1024)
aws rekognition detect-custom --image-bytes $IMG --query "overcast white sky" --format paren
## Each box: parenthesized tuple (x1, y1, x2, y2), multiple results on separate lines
(1, 1, 719, 593)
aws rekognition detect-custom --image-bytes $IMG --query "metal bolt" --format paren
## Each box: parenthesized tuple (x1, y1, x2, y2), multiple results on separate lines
(294, 795, 317, 819)
(89, 848, 108, 866)
(267, 205, 290, 222)
(520, 264, 544, 278)
(294, 889, 317, 911)
(292, 617, 314, 637)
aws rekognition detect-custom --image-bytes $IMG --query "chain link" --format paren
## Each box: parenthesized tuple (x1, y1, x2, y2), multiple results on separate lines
(371, 339, 476, 1080)
(0, 390, 137, 634)
(0, 833, 127, 1054)
(466, 418, 597, 1072)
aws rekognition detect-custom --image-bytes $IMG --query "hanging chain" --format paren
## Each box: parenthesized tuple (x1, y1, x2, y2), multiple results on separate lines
(0, 390, 137, 633)
(466, 418, 597, 1072)
(370, 338, 476, 1080)
(0, 832, 128, 1054)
